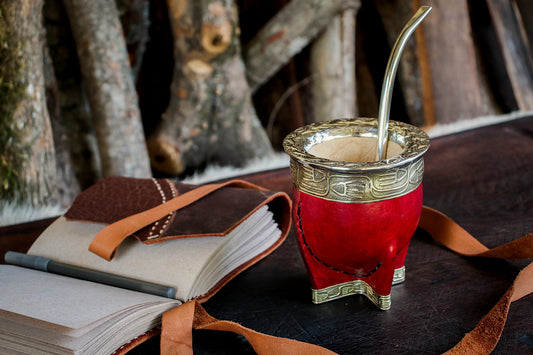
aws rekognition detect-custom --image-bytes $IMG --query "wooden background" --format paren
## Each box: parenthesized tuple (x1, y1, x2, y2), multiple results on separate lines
(2, 0, 533, 224)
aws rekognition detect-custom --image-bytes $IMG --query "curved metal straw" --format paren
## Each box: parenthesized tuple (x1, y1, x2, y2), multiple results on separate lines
(376, 6, 432, 161)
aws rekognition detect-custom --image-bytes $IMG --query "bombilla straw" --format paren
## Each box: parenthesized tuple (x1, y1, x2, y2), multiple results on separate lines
(376, 6, 432, 161)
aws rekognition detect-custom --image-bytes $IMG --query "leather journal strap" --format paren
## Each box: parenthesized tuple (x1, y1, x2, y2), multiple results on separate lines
(161, 301, 337, 355)
(160, 205, 533, 355)
(89, 179, 267, 261)
(420, 206, 533, 354)
(419, 206, 533, 259)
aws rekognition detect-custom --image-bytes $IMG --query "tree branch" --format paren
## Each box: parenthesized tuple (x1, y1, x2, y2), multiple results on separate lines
(244, 0, 360, 93)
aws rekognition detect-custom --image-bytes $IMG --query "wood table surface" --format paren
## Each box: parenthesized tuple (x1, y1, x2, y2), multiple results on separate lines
(1, 117, 532, 354)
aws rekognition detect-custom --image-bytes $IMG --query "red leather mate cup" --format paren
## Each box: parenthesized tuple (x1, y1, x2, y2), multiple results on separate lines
(283, 118, 429, 310)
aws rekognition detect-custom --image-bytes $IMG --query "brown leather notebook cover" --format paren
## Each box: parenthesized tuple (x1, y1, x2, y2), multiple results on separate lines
(65, 176, 291, 246)
(17, 176, 292, 354)
(59, 176, 292, 301)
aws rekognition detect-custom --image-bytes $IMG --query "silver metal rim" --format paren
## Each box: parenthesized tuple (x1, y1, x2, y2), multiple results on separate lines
(283, 117, 430, 173)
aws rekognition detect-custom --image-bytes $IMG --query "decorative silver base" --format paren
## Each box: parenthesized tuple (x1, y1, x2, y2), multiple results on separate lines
(311, 266, 406, 310)
(312, 280, 391, 310)
(392, 266, 406, 285)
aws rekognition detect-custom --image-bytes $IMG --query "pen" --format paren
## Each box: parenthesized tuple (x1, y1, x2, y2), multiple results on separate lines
(4, 251, 176, 299)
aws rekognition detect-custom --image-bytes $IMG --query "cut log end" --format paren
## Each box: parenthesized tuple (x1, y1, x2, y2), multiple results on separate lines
(147, 138, 185, 175)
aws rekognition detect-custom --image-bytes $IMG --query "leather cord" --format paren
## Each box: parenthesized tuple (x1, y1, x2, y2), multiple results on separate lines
(160, 205, 533, 355)
(161, 301, 337, 355)
(420, 206, 533, 354)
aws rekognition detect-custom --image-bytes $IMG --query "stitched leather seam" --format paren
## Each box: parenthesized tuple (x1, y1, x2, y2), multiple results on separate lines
(147, 179, 177, 240)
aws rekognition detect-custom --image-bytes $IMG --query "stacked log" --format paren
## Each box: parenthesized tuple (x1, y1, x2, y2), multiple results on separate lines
(369, 0, 533, 128)
(309, 7, 359, 123)
(2, 0, 533, 225)
(0, 0, 59, 212)
(146, 0, 274, 175)
(62, 0, 152, 178)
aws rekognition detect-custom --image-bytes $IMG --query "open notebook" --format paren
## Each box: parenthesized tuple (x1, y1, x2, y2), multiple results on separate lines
(0, 177, 291, 354)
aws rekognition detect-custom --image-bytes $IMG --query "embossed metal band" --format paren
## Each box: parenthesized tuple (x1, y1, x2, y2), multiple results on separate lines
(311, 266, 404, 309)
(284, 117, 429, 203)
(312, 280, 392, 310)
(392, 266, 406, 285)
(291, 157, 424, 203)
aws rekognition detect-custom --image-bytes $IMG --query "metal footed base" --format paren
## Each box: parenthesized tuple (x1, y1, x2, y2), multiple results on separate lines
(392, 266, 406, 285)
(311, 280, 391, 310)
(311, 267, 406, 310)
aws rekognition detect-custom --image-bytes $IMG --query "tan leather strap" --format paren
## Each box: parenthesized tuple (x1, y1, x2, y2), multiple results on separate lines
(89, 180, 267, 261)
(444, 263, 533, 355)
(160, 205, 533, 355)
(419, 205, 533, 354)
(161, 300, 337, 355)
(420, 206, 533, 259)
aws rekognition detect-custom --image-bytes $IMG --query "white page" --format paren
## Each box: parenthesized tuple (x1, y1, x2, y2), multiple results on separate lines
(188, 206, 281, 299)
(28, 217, 223, 301)
(0, 301, 177, 355)
(0, 265, 176, 334)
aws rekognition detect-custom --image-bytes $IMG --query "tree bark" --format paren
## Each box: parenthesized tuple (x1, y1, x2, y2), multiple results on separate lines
(244, 0, 360, 93)
(0, 0, 58, 207)
(485, 0, 533, 110)
(43, 0, 102, 188)
(309, 7, 359, 122)
(63, 0, 152, 178)
(411, 0, 497, 125)
(148, 0, 273, 175)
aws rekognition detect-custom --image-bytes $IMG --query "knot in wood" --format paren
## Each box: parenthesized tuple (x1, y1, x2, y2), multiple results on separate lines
(185, 59, 213, 76)
(201, 21, 232, 55)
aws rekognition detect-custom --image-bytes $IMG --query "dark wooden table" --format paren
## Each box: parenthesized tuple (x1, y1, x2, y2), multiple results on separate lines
(2, 117, 532, 354)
